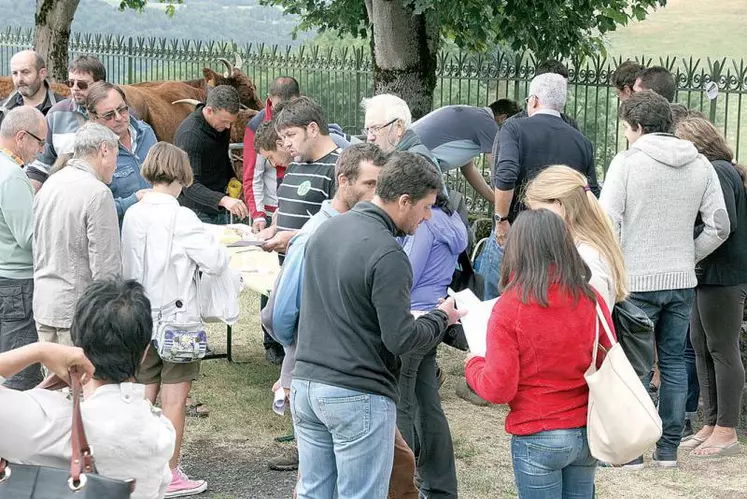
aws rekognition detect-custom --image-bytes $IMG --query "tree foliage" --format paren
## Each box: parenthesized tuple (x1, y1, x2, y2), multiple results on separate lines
(260, 0, 667, 59)
(117, 0, 182, 17)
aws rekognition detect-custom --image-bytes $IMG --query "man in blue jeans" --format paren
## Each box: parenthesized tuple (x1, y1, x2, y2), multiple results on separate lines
(601, 90, 728, 467)
(291, 152, 463, 498)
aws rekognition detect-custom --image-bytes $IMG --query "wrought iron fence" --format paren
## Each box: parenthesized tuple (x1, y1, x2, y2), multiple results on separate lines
(1, 27, 745, 213)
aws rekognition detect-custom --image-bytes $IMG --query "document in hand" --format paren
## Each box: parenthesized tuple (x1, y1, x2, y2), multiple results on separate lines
(447, 288, 498, 356)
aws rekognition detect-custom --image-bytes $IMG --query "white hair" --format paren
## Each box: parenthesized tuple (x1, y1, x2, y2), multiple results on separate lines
(529, 73, 568, 112)
(0, 106, 45, 139)
(73, 122, 118, 158)
(361, 93, 412, 129)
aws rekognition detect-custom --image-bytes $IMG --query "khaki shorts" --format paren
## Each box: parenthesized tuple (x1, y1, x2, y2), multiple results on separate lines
(136, 344, 200, 385)
(36, 323, 73, 346)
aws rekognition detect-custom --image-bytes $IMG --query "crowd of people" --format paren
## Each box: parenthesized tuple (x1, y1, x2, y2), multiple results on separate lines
(0, 46, 744, 499)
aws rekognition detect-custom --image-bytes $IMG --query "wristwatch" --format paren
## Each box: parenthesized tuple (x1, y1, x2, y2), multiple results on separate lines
(493, 213, 509, 224)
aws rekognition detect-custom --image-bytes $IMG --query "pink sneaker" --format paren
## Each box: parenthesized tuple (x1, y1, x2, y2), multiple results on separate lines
(165, 466, 207, 497)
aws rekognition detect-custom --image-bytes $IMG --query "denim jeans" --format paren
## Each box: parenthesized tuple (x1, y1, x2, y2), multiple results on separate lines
(683, 328, 700, 415)
(0, 277, 42, 390)
(397, 345, 457, 498)
(628, 288, 696, 456)
(511, 428, 596, 499)
(475, 229, 503, 300)
(291, 379, 397, 499)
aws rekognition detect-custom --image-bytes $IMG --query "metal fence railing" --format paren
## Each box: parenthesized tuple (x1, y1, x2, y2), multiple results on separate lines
(1, 27, 745, 213)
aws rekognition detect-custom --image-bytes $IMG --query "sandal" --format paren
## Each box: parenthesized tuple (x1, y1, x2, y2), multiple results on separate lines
(186, 402, 210, 418)
(691, 442, 741, 459)
(679, 434, 707, 450)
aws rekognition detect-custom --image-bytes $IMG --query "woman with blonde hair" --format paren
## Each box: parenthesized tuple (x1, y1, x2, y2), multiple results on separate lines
(674, 117, 747, 458)
(524, 165, 628, 309)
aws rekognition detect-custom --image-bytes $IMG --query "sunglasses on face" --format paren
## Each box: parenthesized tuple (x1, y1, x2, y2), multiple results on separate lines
(65, 79, 92, 90)
(96, 104, 129, 122)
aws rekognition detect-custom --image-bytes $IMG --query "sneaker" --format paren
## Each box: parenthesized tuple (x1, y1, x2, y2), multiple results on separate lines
(599, 456, 644, 470)
(455, 379, 490, 407)
(652, 449, 677, 468)
(165, 466, 207, 497)
(268, 445, 299, 471)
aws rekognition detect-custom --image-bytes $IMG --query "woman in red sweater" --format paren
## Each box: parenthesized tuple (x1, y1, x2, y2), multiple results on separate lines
(465, 209, 614, 499)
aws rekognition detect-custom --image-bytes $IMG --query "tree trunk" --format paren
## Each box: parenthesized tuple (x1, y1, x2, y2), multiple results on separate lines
(366, 0, 439, 120)
(35, 0, 80, 82)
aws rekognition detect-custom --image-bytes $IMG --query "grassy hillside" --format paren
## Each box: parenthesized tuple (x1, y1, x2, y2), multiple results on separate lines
(604, 0, 747, 59)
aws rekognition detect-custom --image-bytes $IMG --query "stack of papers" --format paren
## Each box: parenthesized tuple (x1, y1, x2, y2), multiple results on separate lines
(447, 288, 498, 356)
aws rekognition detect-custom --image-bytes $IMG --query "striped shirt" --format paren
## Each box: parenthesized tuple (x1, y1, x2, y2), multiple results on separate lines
(276, 149, 340, 232)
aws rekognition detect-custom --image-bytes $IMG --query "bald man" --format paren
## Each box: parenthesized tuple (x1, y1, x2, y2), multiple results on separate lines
(0, 50, 65, 120)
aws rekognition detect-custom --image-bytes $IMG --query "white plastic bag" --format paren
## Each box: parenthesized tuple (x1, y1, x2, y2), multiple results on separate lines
(199, 268, 244, 325)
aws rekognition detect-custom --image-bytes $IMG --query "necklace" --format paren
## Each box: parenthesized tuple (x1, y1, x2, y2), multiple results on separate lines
(0, 147, 23, 166)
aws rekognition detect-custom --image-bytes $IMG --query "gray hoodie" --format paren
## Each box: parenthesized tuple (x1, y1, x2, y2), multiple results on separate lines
(600, 133, 728, 293)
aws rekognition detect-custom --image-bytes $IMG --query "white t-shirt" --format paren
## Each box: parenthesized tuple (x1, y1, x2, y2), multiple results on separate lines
(0, 382, 174, 499)
(577, 242, 616, 311)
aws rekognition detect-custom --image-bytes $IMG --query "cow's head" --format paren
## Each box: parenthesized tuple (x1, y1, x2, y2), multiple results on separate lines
(203, 54, 264, 111)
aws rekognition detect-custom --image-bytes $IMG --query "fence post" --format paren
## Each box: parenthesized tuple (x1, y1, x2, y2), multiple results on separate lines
(709, 59, 721, 123)
(127, 37, 133, 84)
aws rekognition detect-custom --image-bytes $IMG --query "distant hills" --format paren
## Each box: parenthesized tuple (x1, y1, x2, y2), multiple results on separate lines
(0, 0, 313, 47)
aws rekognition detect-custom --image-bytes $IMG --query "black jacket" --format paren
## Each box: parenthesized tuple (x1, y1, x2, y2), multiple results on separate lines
(493, 113, 597, 222)
(293, 202, 449, 402)
(175, 104, 234, 214)
(696, 159, 747, 286)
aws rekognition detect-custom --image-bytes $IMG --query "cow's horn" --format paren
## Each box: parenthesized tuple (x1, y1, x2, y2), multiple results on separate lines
(218, 58, 233, 77)
(172, 99, 202, 107)
(234, 52, 243, 71)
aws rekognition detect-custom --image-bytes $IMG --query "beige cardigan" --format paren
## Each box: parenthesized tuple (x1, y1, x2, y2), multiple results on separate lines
(33, 159, 121, 328)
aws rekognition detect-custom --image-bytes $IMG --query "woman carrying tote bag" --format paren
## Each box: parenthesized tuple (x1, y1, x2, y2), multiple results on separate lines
(465, 209, 614, 499)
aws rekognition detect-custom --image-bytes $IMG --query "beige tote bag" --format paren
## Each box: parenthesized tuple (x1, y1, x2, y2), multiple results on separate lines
(585, 303, 662, 464)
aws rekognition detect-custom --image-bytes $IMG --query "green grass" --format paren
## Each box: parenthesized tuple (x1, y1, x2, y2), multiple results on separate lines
(605, 0, 747, 59)
(185, 290, 747, 498)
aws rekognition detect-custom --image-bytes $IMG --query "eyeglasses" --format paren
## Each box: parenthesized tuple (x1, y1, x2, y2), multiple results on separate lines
(96, 104, 129, 122)
(23, 129, 45, 147)
(524, 95, 536, 104)
(65, 79, 93, 90)
(362, 118, 397, 137)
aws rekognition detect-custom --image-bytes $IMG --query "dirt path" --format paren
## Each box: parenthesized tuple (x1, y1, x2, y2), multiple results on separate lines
(182, 440, 296, 498)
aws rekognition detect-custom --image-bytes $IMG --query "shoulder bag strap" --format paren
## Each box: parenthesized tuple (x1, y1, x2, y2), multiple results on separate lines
(156, 209, 180, 319)
(69, 367, 96, 481)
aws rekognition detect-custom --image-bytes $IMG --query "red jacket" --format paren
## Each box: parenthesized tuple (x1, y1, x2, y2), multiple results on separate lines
(242, 98, 287, 220)
(465, 284, 615, 436)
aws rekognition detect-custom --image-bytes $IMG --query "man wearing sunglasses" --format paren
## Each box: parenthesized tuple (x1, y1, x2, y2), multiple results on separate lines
(26, 55, 106, 192)
(85, 82, 155, 224)
(0, 106, 48, 390)
(0, 50, 65, 122)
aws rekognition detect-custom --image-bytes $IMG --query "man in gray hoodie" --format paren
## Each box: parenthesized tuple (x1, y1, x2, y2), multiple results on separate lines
(600, 90, 728, 468)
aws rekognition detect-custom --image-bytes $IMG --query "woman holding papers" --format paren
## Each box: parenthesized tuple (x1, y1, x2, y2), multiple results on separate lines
(524, 165, 629, 310)
(398, 191, 467, 498)
(465, 209, 614, 499)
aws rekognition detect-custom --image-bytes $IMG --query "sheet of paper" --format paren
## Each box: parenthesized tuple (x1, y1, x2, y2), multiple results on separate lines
(226, 239, 266, 247)
(447, 288, 498, 356)
(272, 387, 286, 416)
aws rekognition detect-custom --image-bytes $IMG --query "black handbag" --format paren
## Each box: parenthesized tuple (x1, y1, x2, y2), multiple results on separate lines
(612, 299, 655, 382)
(0, 368, 135, 499)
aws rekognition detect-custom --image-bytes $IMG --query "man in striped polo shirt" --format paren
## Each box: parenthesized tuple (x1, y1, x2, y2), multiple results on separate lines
(259, 96, 344, 254)
(27, 56, 106, 192)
